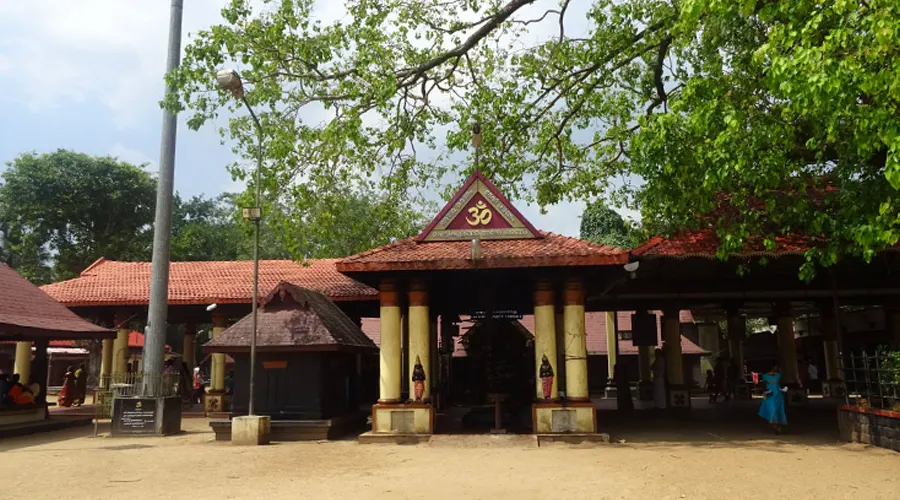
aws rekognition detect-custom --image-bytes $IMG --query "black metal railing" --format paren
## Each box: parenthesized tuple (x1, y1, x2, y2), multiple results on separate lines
(843, 349, 900, 411)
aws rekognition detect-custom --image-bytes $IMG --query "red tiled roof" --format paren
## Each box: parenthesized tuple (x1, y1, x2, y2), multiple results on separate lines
(359, 311, 706, 357)
(632, 229, 812, 259)
(337, 232, 627, 272)
(41, 258, 377, 307)
(0, 264, 115, 341)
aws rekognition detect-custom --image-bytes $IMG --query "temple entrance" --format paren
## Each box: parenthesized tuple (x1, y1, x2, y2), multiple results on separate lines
(442, 319, 535, 433)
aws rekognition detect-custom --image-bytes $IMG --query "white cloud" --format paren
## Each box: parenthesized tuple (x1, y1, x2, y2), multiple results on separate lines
(108, 143, 156, 171)
(0, 0, 225, 127)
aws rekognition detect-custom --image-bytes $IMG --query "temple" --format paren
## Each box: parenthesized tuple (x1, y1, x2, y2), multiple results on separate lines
(37, 170, 900, 442)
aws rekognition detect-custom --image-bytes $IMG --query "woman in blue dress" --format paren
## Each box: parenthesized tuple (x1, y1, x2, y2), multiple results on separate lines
(758, 365, 788, 433)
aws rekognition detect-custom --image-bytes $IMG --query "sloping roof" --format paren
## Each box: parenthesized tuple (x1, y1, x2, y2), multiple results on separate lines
(338, 232, 626, 272)
(41, 257, 377, 307)
(0, 264, 114, 341)
(632, 229, 813, 259)
(205, 282, 377, 353)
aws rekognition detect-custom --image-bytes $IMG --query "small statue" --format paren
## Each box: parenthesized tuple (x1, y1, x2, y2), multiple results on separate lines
(539, 354, 555, 400)
(412, 356, 427, 402)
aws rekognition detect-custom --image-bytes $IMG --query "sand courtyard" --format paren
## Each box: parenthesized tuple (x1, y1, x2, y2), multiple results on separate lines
(1, 413, 898, 500)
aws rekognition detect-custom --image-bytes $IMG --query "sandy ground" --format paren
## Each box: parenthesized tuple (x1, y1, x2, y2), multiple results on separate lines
(1, 416, 898, 500)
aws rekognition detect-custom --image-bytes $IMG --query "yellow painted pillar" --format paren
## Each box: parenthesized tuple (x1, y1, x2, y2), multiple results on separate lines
(408, 279, 431, 402)
(662, 310, 684, 385)
(182, 322, 197, 373)
(533, 279, 559, 400)
(14, 341, 32, 384)
(99, 339, 114, 388)
(563, 278, 589, 401)
(211, 312, 227, 391)
(112, 310, 130, 377)
(698, 324, 719, 375)
(554, 310, 566, 395)
(379, 279, 402, 403)
(605, 311, 617, 383)
(776, 313, 799, 385)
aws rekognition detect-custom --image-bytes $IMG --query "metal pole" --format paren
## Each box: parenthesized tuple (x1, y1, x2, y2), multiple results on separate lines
(241, 95, 263, 416)
(143, 0, 184, 396)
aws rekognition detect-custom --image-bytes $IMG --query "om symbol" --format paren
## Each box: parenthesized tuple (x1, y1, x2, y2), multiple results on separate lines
(465, 200, 493, 226)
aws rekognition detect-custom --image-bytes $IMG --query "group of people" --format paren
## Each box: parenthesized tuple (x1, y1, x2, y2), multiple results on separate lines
(705, 357, 745, 404)
(0, 373, 39, 407)
(57, 364, 88, 407)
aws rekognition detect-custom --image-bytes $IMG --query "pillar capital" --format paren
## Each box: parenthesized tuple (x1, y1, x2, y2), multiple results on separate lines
(563, 277, 585, 306)
(408, 278, 428, 307)
(211, 310, 229, 329)
(774, 301, 792, 318)
(662, 308, 680, 321)
(114, 308, 134, 328)
(534, 278, 555, 307)
(379, 278, 400, 307)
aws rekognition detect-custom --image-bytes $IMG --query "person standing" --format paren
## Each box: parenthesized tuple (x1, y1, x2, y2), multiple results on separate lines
(807, 360, 820, 394)
(758, 364, 788, 433)
(713, 358, 727, 403)
(652, 347, 667, 409)
(74, 363, 88, 406)
(57, 366, 77, 407)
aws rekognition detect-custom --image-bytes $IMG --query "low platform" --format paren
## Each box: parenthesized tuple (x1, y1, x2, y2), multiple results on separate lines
(210, 412, 366, 441)
(536, 432, 611, 446)
(0, 416, 92, 439)
(358, 431, 432, 445)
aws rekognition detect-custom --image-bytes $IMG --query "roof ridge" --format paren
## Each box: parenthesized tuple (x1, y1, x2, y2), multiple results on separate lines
(542, 231, 628, 254)
(80, 257, 109, 276)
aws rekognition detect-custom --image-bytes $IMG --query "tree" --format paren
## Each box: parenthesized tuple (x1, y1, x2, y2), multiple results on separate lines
(171, 194, 244, 261)
(168, 0, 900, 278)
(0, 150, 157, 283)
(579, 202, 634, 249)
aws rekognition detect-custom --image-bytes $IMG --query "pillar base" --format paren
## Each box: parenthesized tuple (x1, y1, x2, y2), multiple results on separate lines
(667, 386, 691, 410)
(734, 382, 752, 400)
(786, 387, 808, 406)
(371, 403, 433, 434)
(204, 391, 229, 413)
(231, 415, 271, 446)
(822, 380, 847, 399)
(532, 401, 597, 434)
(637, 381, 654, 401)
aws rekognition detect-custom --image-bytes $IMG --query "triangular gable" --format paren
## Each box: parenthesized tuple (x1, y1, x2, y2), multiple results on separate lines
(417, 171, 542, 242)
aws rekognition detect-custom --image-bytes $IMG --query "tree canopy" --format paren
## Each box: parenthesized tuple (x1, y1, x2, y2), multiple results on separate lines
(579, 202, 635, 249)
(169, 0, 900, 278)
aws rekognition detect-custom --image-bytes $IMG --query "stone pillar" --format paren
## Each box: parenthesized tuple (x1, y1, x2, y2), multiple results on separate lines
(14, 341, 32, 384)
(210, 312, 227, 391)
(112, 309, 130, 377)
(533, 279, 558, 401)
(182, 322, 197, 373)
(32, 339, 49, 406)
(697, 324, 719, 375)
(776, 306, 806, 405)
(605, 311, 617, 386)
(378, 279, 402, 403)
(408, 278, 431, 403)
(820, 304, 846, 399)
(637, 345, 654, 400)
(662, 309, 689, 409)
(99, 339, 114, 389)
(726, 312, 750, 399)
(204, 310, 229, 413)
(563, 277, 588, 401)
(554, 310, 566, 396)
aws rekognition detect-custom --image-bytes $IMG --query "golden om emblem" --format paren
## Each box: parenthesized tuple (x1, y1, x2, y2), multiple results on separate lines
(466, 200, 493, 226)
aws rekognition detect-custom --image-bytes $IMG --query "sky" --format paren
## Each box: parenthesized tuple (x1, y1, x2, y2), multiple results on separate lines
(0, 0, 610, 240)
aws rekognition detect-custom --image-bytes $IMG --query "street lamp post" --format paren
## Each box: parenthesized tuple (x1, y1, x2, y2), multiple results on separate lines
(217, 69, 262, 416)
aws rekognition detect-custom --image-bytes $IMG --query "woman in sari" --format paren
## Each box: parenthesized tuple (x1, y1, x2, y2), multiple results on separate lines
(57, 366, 77, 407)
(758, 364, 788, 434)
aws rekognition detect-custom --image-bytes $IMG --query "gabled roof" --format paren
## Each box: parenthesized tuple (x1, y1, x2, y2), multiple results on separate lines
(337, 231, 627, 272)
(41, 258, 377, 307)
(205, 282, 377, 353)
(418, 171, 541, 242)
(0, 264, 114, 341)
